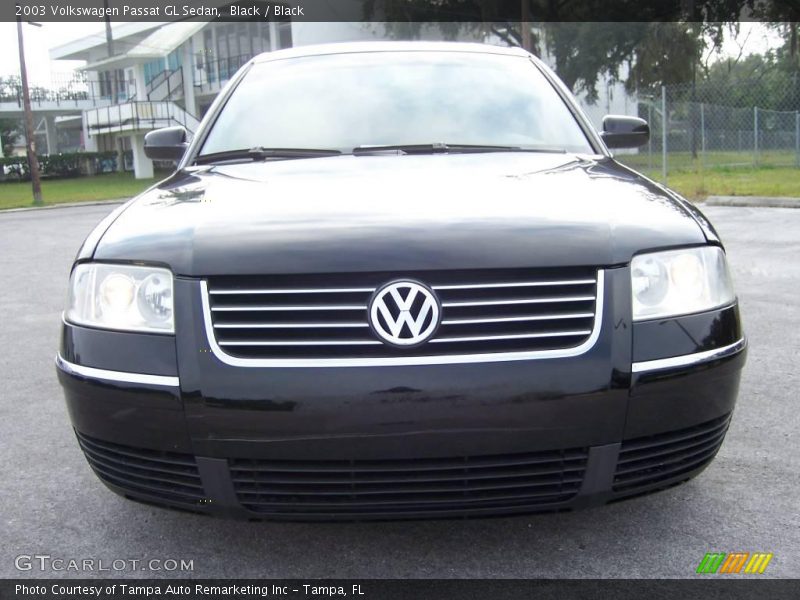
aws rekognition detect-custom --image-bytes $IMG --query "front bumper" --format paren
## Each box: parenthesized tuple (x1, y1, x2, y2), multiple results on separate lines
(57, 357, 745, 520)
(57, 267, 746, 519)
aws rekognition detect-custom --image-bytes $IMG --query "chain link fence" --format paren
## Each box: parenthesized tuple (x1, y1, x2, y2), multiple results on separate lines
(615, 82, 800, 181)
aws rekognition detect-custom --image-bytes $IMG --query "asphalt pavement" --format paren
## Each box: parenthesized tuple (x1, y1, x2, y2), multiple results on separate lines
(1, 203, 798, 579)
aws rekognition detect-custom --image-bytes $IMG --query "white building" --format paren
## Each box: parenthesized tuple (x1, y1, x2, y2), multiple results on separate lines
(45, 21, 636, 178)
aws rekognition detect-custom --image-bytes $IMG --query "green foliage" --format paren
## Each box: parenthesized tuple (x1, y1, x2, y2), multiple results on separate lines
(698, 44, 800, 110)
(0, 151, 118, 180)
(0, 117, 21, 157)
(626, 23, 706, 93)
(543, 23, 643, 103)
(361, 2, 756, 104)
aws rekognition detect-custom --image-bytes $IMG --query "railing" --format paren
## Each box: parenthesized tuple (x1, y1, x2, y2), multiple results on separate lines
(146, 69, 173, 93)
(194, 53, 253, 94)
(146, 68, 184, 102)
(85, 101, 200, 135)
(0, 73, 134, 108)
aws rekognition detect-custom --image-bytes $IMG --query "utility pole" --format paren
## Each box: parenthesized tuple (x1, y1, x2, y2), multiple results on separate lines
(520, 0, 531, 52)
(104, 0, 116, 100)
(16, 14, 42, 206)
(103, 0, 124, 172)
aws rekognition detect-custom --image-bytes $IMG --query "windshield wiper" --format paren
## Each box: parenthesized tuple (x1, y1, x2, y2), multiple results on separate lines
(195, 147, 341, 165)
(351, 143, 567, 155)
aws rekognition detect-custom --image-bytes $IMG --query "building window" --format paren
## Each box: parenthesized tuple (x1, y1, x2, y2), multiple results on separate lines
(98, 69, 126, 101)
(167, 48, 182, 71)
(143, 59, 166, 85)
(193, 21, 288, 89)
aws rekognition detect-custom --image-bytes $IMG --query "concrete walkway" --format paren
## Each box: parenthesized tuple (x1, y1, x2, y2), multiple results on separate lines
(706, 195, 800, 208)
(4, 195, 800, 215)
(0, 198, 128, 214)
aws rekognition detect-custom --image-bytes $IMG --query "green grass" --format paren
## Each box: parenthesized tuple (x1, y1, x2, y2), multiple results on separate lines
(618, 150, 799, 173)
(650, 166, 800, 201)
(626, 164, 800, 201)
(0, 172, 162, 210)
(616, 151, 800, 201)
(2, 159, 799, 210)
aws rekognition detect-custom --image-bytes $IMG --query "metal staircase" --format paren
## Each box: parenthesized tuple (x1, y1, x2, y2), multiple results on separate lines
(85, 100, 200, 136)
(146, 68, 184, 102)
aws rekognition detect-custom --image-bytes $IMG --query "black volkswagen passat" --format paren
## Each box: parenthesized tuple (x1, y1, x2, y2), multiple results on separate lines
(57, 42, 746, 520)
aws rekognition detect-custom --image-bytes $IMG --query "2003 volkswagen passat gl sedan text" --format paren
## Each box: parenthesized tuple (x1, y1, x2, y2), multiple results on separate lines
(57, 42, 746, 520)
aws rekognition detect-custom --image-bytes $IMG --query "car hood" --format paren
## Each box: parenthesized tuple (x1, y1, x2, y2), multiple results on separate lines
(92, 153, 708, 276)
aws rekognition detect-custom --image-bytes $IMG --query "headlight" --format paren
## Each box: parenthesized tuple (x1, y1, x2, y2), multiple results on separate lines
(631, 246, 735, 321)
(66, 263, 174, 333)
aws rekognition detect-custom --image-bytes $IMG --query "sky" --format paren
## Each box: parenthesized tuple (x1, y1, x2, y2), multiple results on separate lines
(0, 21, 787, 87)
(0, 21, 107, 85)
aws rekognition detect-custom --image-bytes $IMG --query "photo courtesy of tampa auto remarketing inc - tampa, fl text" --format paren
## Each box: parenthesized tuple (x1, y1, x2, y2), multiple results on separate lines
(0, 0, 798, 598)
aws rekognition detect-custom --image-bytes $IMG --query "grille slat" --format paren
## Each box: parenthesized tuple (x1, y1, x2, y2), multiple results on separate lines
(238, 489, 576, 508)
(84, 446, 203, 482)
(205, 268, 601, 361)
(220, 340, 382, 346)
(229, 449, 587, 473)
(613, 414, 731, 494)
(614, 447, 722, 488)
(210, 287, 375, 295)
(431, 330, 592, 344)
(441, 312, 594, 325)
(215, 322, 369, 329)
(432, 278, 596, 290)
(88, 464, 204, 499)
(616, 427, 728, 466)
(230, 463, 586, 483)
(234, 475, 584, 497)
(77, 435, 197, 467)
(618, 417, 729, 453)
(212, 305, 367, 312)
(237, 490, 576, 510)
(76, 432, 205, 506)
(614, 435, 726, 476)
(441, 296, 595, 307)
(231, 448, 588, 515)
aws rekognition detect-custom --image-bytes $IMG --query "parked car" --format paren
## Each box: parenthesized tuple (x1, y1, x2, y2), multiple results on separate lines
(57, 42, 745, 520)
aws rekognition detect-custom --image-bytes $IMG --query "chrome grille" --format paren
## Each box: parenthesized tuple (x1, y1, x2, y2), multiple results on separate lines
(203, 267, 601, 363)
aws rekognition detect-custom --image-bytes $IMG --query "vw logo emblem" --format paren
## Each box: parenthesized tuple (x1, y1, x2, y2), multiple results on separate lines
(369, 281, 440, 346)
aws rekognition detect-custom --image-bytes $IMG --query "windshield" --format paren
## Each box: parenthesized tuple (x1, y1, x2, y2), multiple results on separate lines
(198, 51, 594, 157)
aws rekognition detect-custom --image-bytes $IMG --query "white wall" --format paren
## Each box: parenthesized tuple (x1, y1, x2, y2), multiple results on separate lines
(290, 22, 488, 47)
(290, 22, 382, 46)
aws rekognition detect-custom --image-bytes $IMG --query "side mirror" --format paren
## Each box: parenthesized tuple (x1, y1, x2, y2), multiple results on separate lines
(600, 116, 650, 149)
(144, 126, 189, 160)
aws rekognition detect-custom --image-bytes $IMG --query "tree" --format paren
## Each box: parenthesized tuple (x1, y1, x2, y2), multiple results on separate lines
(362, 2, 736, 104)
(700, 47, 799, 110)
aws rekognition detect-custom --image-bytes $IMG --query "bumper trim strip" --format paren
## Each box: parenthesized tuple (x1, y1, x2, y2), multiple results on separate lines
(55, 355, 180, 387)
(631, 337, 746, 374)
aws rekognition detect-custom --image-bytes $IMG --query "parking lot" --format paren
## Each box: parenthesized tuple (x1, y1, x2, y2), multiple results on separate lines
(1, 202, 798, 579)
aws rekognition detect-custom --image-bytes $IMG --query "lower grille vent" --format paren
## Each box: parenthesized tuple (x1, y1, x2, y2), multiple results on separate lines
(76, 432, 205, 506)
(613, 414, 731, 494)
(230, 448, 588, 516)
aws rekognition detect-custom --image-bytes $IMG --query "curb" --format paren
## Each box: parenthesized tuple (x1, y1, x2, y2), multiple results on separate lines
(705, 196, 800, 209)
(0, 198, 128, 214)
